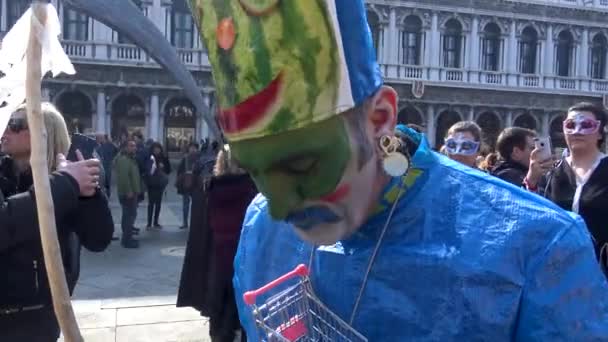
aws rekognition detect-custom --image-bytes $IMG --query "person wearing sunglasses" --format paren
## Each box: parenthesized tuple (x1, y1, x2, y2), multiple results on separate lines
(443, 121, 483, 169)
(526, 102, 608, 260)
(0, 103, 114, 341)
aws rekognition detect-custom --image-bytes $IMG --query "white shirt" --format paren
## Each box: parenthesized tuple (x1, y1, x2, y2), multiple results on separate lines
(566, 152, 606, 213)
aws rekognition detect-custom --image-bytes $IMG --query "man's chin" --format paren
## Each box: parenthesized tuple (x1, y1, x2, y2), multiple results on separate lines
(293, 222, 351, 245)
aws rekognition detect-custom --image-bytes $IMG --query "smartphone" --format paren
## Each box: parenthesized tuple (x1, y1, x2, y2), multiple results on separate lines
(67, 133, 98, 162)
(534, 136, 553, 161)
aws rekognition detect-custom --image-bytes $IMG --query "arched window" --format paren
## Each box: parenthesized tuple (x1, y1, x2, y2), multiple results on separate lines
(591, 34, 607, 79)
(443, 19, 463, 68)
(482, 23, 501, 71)
(550, 115, 567, 149)
(63, 8, 89, 41)
(398, 106, 424, 126)
(556, 30, 574, 77)
(519, 27, 538, 74)
(476, 112, 501, 150)
(401, 16, 422, 65)
(436, 110, 463, 148)
(171, 0, 194, 49)
(513, 113, 537, 131)
(7, 0, 30, 28)
(56, 91, 93, 134)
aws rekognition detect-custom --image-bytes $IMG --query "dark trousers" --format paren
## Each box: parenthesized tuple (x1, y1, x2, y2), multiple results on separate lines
(147, 188, 164, 226)
(104, 169, 112, 199)
(182, 194, 191, 226)
(0, 307, 60, 341)
(119, 195, 138, 241)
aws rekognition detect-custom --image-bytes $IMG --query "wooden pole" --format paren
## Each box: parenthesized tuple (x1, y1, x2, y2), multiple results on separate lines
(25, 2, 83, 341)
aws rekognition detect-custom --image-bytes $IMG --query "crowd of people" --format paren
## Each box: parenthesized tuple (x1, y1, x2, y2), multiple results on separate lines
(90, 130, 221, 249)
(439, 102, 608, 261)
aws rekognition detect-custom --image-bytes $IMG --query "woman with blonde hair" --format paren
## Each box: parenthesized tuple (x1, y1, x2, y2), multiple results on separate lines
(0, 102, 114, 341)
(179, 145, 256, 342)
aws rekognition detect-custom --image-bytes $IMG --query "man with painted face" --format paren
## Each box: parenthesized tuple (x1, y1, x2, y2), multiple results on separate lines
(191, 0, 608, 340)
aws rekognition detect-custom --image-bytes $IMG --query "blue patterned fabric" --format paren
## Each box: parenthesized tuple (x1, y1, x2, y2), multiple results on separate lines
(234, 133, 608, 341)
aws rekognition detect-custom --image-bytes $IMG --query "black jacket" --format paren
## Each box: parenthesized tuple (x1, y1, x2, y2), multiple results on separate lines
(540, 157, 608, 258)
(491, 160, 528, 186)
(177, 173, 256, 340)
(0, 156, 114, 308)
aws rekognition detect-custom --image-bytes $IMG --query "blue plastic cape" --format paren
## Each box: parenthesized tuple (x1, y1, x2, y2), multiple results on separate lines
(234, 132, 608, 341)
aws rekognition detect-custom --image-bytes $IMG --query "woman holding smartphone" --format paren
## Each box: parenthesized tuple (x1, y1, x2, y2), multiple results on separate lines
(526, 102, 608, 259)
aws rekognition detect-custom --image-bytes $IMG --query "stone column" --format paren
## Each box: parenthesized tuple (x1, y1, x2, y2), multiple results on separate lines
(151, 0, 165, 33)
(425, 22, 433, 67)
(544, 25, 554, 76)
(1, 0, 7, 32)
(469, 16, 480, 82)
(200, 92, 212, 140)
(96, 90, 107, 134)
(430, 12, 440, 81)
(468, 107, 475, 121)
(579, 29, 589, 77)
(506, 111, 514, 127)
(426, 105, 436, 148)
(388, 8, 398, 64)
(508, 21, 518, 85)
(541, 112, 550, 137)
(149, 93, 160, 141)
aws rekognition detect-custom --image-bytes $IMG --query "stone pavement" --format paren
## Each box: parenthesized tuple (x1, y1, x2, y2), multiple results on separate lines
(59, 182, 212, 342)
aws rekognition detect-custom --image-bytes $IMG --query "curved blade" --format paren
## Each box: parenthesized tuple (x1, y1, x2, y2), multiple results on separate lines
(62, 0, 220, 138)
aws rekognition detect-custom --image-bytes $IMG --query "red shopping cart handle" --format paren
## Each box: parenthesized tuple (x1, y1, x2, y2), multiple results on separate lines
(243, 264, 309, 305)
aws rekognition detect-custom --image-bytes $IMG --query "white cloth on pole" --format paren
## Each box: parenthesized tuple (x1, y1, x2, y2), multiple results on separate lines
(0, 4, 75, 134)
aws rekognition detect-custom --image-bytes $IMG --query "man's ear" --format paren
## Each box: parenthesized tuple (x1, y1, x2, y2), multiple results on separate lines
(368, 86, 398, 138)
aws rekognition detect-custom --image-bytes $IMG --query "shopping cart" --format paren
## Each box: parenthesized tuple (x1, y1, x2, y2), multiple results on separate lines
(243, 264, 368, 342)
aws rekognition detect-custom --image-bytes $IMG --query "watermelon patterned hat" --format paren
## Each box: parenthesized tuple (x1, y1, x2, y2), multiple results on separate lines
(191, 0, 383, 142)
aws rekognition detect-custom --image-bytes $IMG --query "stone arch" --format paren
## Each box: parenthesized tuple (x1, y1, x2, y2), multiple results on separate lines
(513, 112, 538, 131)
(516, 22, 543, 39)
(479, 17, 508, 36)
(476, 111, 502, 150)
(111, 93, 146, 141)
(398, 105, 424, 126)
(163, 97, 197, 154)
(439, 16, 467, 32)
(550, 113, 567, 149)
(436, 109, 463, 149)
(55, 90, 94, 134)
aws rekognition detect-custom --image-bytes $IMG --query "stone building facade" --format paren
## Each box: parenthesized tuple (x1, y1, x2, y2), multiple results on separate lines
(368, 0, 608, 150)
(2, 0, 608, 152)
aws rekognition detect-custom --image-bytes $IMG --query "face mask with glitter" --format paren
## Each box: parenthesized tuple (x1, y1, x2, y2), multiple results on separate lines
(444, 133, 480, 156)
(563, 114, 601, 135)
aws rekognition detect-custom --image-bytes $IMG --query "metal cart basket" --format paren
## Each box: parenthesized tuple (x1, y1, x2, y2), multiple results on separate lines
(243, 264, 368, 342)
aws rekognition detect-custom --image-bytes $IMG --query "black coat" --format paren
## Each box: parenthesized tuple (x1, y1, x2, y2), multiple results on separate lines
(541, 157, 608, 257)
(0, 156, 114, 338)
(177, 173, 257, 323)
(491, 160, 528, 187)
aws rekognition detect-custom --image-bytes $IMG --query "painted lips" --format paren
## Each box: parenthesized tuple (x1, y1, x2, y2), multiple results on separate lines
(218, 71, 284, 135)
(286, 206, 341, 231)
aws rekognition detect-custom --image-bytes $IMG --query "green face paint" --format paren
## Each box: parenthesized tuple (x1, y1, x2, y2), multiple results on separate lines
(231, 115, 351, 219)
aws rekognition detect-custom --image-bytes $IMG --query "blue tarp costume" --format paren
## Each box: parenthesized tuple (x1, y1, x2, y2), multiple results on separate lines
(234, 128, 608, 341)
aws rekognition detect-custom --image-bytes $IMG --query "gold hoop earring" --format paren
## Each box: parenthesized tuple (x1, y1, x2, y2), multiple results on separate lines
(379, 135, 410, 177)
